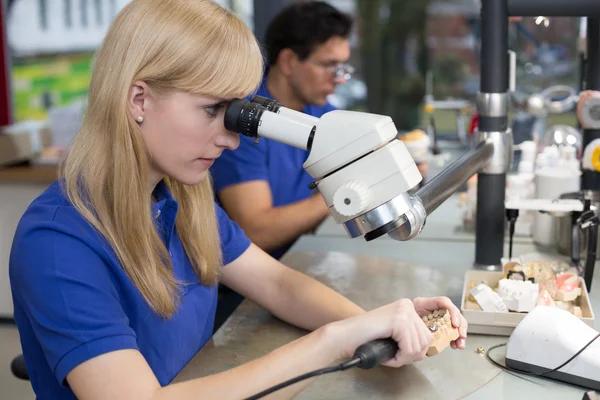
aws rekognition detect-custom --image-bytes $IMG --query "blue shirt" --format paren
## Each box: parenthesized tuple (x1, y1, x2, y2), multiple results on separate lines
(9, 180, 251, 399)
(211, 78, 336, 259)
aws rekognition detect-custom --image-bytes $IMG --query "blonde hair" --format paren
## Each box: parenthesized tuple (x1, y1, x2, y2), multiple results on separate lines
(60, 0, 263, 318)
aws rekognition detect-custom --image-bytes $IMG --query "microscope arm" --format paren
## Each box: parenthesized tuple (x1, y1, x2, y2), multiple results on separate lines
(386, 140, 496, 241)
(416, 141, 494, 215)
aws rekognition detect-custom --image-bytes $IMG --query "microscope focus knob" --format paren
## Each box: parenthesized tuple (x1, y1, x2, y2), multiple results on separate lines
(333, 181, 371, 217)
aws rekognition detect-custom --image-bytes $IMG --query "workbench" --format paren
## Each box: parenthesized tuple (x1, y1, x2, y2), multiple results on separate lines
(174, 236, 599, 399)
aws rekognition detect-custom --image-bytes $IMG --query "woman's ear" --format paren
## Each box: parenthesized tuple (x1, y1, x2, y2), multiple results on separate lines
(128, 80, 150, 122)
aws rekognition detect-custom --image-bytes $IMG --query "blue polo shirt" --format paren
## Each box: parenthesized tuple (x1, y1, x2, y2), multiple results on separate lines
(9, 180, 250, 399)
(211, 78, 336, 259)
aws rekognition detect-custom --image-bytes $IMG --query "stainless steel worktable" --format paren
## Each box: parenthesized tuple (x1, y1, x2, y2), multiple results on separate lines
(175, 235, 599, 399)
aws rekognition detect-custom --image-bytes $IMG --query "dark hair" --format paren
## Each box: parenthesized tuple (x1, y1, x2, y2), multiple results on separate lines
(265, 1, 353, 66)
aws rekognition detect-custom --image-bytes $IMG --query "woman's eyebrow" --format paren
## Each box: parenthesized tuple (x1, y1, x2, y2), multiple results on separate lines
(203, 100, 228, 107)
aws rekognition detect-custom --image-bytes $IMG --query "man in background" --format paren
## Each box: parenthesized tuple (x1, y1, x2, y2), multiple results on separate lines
(211, 1, 354, 260)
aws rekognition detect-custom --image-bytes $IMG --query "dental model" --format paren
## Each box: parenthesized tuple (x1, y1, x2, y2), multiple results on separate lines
(470, 283, 509, 312)
(497, 278, 539, 312)
(554, 273, 582, 302)
(422, 309, 460, 356)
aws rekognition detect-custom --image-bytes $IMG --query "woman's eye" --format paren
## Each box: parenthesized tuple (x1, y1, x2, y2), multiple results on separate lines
(204, 104, 224, 118)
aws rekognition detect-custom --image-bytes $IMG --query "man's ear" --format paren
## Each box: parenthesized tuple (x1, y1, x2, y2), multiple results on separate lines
(277, 49, 300, 77)
(128, 80, 151, 121)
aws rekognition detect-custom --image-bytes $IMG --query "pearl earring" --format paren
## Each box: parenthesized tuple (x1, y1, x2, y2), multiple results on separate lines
(136, 116, 144, 123)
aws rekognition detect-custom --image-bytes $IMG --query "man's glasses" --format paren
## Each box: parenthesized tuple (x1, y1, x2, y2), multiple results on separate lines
(309, 61, 355, 81)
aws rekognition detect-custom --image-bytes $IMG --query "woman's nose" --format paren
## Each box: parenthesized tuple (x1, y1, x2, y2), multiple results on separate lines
(216, 129, 241, 151)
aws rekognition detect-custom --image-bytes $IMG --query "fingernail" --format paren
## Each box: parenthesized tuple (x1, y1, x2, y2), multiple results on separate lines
(454, 317, 460, 327)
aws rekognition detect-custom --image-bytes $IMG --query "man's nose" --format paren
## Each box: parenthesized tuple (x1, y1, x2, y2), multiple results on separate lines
(335, 75, 348, 85)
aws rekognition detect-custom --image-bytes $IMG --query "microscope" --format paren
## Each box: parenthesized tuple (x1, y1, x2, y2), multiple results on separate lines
(224, 95, 502, 243)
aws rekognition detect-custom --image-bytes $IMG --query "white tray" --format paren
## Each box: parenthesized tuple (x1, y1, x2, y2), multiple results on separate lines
(460, 270, 595, 336)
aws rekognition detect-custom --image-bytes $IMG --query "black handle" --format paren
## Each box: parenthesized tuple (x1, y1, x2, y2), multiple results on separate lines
(506, 208, 519, 260)
(584, 223, 597, 293)
(576, 210, 599, 293)
(353, 338, 398, 369)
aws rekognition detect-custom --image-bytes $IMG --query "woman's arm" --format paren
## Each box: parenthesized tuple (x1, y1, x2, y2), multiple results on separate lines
(68, 246, 365, 400)
(69, 297, 437, 400)
(220, 244, 365, 331)
(68, 325, 338, 400)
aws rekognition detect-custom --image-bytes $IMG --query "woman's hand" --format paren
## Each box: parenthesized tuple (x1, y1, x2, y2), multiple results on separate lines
(328, 299, 433, 368)
(412, 296, 468, 350)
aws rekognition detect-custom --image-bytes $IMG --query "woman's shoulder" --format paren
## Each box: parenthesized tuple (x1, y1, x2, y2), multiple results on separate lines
(13, 180, 107, 258)
(10, 181, 117, 289)
(18, 180, 87, 229)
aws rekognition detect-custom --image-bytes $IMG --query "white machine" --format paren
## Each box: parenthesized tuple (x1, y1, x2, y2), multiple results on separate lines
(506, 306, 600, 391)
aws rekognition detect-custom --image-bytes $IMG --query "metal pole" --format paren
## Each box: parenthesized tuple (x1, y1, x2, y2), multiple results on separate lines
(507, 0, 600, 16)
(582, 18, 600, 191)
(474, 0, 512, 269)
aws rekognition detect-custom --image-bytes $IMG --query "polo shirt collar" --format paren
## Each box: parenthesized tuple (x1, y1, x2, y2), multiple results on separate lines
(152, 180, 179, 246)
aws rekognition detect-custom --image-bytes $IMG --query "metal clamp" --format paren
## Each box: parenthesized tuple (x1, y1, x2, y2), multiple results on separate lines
(476, 92, 509, 117)
(478, 129, 514, 174)
(342, 193, 426, 242)
(541, 85, 578, 114)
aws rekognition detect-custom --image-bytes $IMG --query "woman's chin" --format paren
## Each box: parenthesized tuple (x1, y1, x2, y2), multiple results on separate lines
(173, 170, 208, 186)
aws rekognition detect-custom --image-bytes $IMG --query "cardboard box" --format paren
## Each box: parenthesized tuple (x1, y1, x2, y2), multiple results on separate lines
(460, 270, 595, 336)
(0, 121, 52, 167)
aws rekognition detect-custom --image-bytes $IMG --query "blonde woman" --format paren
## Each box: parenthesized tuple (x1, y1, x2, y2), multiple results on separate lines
(9, 1, 467, 399)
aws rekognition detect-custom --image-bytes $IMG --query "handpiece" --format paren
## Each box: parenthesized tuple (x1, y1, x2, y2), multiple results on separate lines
(244, 338, 398, 400)
(352, 338, 399, 369)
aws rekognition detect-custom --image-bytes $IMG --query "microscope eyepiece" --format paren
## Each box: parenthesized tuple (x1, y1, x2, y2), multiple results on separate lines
(250, 95, 282, 112)
(224, 98, 265, 138)
(224, 98, 315, 150)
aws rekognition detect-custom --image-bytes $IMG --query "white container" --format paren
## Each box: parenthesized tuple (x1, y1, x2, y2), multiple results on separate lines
(461, 270, 595, 336)
(533, 167, 581, 246)
(520, 140, 537, 163)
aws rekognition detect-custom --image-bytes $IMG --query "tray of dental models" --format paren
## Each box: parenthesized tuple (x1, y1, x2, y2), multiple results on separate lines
(460, 258, 595, 336)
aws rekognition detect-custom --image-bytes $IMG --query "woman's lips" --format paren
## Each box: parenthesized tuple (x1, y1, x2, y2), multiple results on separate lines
(198, 158, 215, 168)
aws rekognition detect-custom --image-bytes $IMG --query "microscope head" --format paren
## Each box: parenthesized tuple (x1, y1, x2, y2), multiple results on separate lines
(224, 97, 425, 241)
